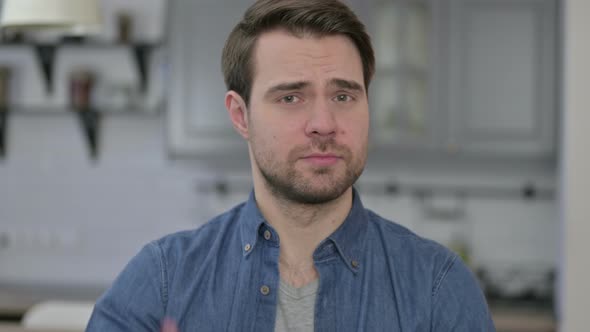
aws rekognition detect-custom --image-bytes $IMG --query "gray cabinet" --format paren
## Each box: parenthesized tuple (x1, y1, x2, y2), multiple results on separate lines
(167, 0, 250, 159)
(167, 0, 557, 160)
(446, 0, 557, 157)
(368, 0, 557, 158)
(369, 0, 440, 149)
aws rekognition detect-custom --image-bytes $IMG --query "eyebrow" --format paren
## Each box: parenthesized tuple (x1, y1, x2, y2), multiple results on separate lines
(264, 78, 365, 98)
(327, 78, 364, 92)
(265, 81, 310, 97)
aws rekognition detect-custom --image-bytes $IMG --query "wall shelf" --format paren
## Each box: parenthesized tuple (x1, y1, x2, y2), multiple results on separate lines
(0, 39, 163, 160)
(0, 106, 163, 160)
(5, 105, 163, 115)
(0, 41, 162, 94)
(0, 111, 6, 158)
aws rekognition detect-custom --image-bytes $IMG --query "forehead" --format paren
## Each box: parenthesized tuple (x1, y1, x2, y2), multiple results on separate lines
(251, 29, 364, 91)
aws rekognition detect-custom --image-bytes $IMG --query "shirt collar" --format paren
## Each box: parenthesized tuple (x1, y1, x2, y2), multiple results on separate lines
(323, 188, 368, 274)
(238, 188, 369, 272)
(239, 190, 267, 257)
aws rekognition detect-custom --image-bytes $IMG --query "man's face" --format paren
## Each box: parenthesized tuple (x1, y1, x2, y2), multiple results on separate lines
(246, 29, 369, 204)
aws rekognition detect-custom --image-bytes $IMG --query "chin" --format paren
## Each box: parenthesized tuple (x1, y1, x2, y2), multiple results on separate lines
(285, 183, 352, 205)
(289, 192, 344, 205)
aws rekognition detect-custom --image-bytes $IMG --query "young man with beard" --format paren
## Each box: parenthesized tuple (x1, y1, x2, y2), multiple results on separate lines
(87, 0, 495, 331)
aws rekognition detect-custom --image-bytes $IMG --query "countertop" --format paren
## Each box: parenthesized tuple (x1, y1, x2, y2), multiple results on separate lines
(0, 323, 82, 332)
(0, 282, 103, 317)
(491, 304, 556, 332)
(1, 310, 556, 332)
(1, 284, 556, 332)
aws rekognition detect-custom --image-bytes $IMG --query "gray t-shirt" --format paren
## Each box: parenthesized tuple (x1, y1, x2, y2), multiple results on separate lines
(274, 278, 319, 332)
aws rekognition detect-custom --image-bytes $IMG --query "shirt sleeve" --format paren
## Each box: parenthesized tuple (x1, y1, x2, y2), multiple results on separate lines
(430, 255, 496, 332)
(86, 242, 167, 332)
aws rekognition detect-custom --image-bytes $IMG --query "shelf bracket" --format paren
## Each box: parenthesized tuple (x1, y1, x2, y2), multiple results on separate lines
(34, 45, 57, 94)
(76, 109, 101, 160)
(132, 44, 153, 94)
(0, 110, 7, 158)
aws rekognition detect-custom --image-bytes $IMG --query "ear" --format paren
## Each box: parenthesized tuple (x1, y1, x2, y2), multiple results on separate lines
(225, 91, 249, 140)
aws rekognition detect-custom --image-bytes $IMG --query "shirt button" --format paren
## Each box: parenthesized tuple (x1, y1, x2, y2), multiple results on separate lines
(260, 285, 270, 296)
(263, 230, 271, 240)
(351, 260, 359, 268)
(244, 244, 251, 252)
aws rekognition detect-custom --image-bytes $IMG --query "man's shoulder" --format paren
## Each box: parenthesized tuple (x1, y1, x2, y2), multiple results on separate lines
(365, 209, 416, 237)
(152, 201, 247, 259)
(364, 208, 456, 267)
(362, 212, 493, 329)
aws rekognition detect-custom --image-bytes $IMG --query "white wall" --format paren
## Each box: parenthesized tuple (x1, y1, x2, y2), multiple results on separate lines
(560, 0, 590, 330)
(0, 0, 560, 304)
(0, 0, 185, 287)
(0, 115, 218, 286)
(0, 115, 560, 291)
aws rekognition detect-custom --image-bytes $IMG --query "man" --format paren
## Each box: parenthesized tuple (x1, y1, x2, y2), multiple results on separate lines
(87, 0, 495, 331)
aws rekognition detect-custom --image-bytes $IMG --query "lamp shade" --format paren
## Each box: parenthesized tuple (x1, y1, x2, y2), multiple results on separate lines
(0, 0, 101, 31)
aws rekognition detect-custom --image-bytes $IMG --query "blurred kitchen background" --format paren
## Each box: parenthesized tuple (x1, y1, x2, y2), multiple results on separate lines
(0, 0, 588, 331)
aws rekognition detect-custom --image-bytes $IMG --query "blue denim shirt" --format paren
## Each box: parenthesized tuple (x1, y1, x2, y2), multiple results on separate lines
(87, 189, 495, 331)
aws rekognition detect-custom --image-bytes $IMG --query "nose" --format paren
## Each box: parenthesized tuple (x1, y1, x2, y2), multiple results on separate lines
(304, 100, 337, 138)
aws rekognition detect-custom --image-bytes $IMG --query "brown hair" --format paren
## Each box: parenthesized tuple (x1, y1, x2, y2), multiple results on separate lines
(221, 0, 375, 106)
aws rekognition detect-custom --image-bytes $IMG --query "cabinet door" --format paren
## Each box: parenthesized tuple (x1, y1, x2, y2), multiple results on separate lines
(369, 0, 441, 149)
(447, 0, 557, 157)
(167, 0, 250, 159)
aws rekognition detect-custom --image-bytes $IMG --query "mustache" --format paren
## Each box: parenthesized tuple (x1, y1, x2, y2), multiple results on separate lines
(289, 137, 351, 159)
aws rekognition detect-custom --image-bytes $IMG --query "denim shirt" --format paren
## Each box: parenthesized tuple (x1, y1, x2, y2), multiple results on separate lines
(87, 189, 495, 331)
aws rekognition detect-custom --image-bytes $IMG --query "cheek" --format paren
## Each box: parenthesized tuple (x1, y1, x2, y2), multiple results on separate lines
(340, 113, 369, 139)
(345, 124, 368, 158)
(252, 125, 287, 154)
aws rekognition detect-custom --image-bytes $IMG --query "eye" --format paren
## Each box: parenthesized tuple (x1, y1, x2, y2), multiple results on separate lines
(279, 95, 300, 104)
(334, 94, 354, 103)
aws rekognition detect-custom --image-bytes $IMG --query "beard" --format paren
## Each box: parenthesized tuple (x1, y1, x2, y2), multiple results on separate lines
(251, 136, 367, 205)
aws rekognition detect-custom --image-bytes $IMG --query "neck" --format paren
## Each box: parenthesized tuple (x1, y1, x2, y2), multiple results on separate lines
(253, 179, 353, 286)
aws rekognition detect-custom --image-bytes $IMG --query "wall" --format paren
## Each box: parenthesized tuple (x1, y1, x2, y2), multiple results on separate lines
(0, 114, 210, 286)
(0, 118, 559, 291)
(0, 0, 560, 302)
(560, 0, 590, 330)
(0, 0, 178, 287)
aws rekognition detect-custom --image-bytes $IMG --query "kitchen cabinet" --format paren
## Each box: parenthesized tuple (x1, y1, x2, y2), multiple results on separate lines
(166, 0, 250, 160)
(167, 0, 557, 160)
(368, 0, 557, 158)
(369, 0, 441, 149)
(446, 0, 558, 157)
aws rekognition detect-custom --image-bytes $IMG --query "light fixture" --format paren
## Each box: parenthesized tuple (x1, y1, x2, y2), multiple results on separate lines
(0, 0, 102, 34)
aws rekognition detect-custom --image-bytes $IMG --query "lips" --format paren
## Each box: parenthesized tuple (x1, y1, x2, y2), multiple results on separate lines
(301, 153, 341, 167)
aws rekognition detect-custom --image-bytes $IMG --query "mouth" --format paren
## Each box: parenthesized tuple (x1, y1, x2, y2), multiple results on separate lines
(300, 153, 342, 167)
